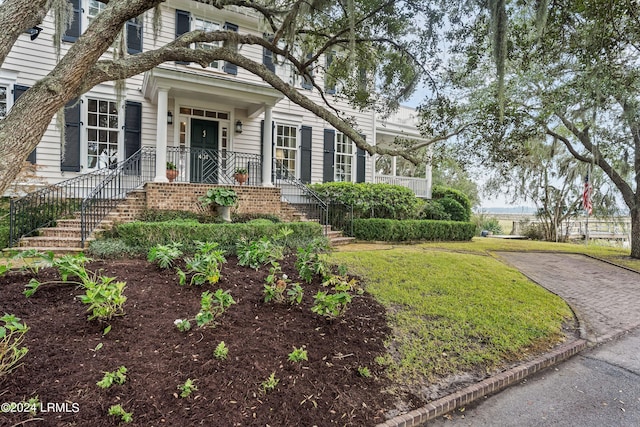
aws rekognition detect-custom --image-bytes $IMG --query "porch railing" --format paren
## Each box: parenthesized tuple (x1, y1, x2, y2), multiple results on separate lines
(8, 160, 138, 247)
(80, 147, 156, 245)
(166, 146, 262, 186)
(273, 160, 328, 230)
(374, 174, 430, 198)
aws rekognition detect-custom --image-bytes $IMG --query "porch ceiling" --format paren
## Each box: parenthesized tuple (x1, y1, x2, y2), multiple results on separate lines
(142, 66, 284, 117)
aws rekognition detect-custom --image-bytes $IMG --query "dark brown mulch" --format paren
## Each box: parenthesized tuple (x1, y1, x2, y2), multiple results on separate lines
(0, 256, 396, 426)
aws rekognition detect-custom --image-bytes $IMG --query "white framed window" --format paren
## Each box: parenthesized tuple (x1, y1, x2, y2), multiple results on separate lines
(87, 0, 107, 25)
(193, 17, 223, 70)
(0, 85, 8, 119)
(335, 132, 354, 182)
(276, 124, 298, 175)
(86, 98, 120, 169)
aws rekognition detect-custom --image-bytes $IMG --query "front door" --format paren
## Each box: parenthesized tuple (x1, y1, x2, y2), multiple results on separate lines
(190, 119, 219, 183)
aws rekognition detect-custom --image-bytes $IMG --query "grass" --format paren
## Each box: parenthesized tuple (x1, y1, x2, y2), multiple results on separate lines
(330, 236, 640, 389)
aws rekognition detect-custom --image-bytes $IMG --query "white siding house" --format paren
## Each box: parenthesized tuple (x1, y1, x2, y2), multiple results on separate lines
(2, 0, 430, 196)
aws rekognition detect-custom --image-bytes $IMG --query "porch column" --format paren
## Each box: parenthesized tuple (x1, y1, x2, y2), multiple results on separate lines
(391, 156, 397, 177)
(154, 88, 169, 182)
(262, 105, 273, 186)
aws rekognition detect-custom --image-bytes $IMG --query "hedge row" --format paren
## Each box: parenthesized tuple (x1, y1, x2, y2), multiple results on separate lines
(112, 220, 324, 254)
(309, 182, 421, 219)
(352, 218, 475, 242)
(0, 226, 8, 250)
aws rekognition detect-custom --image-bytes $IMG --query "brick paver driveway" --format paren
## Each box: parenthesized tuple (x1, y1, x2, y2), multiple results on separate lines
(495, 252, 640, 344)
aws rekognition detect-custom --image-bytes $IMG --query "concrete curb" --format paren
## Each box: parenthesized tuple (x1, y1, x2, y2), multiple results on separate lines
(376, 339, 587, 427)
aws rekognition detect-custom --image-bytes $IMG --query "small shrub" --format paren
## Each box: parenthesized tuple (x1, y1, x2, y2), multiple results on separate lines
(88, 238, 138, 259)
(176, 289, 235, 331)
(436, 197, 468, 222)
(311, 291, 352, 319)
(177, 242, 227, 286)
(288, 347, 308, 363)
(432, 185, 472, 221)
(78, 276, 127, 321)
(0, 226, 9, 250)
(214, 341, 229, 360)
(352, 218, 476, 242)
(419, 200, 451, 220)
(260, 372, 279, 393)
(178, 378, 198, 398)
(357, 366, 371, 378)
(108, 404, 133, 423)
(97, 366, 127, 389)
(238, 237, 283, 269)
(295, 241, 331, 283)
(147, 243, 183, 269)
(0, 314, 29, 379)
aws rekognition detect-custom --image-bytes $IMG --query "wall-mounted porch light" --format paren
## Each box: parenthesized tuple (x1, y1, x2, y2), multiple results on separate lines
(235, 120, 243, 134)
(167, 111, 173, 125)
(25, 26, 43, 41)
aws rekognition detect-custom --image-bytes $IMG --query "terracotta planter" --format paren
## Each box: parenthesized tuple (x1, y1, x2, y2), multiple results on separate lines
(234, 173, 248, 185)
(166, 169, 179, 182)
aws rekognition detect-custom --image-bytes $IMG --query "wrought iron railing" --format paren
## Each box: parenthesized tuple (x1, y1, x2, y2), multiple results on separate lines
(9, 163, 127, 247)
(327, 202, 354, 236)
(166, 146, 262, 186)
(80, 147, 156, 245)
(273, 160, 328, 232)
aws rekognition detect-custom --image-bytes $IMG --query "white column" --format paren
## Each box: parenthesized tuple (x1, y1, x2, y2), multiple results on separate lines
(261, 105, 273, 186)
(154, 88, 169, 182)
(391, 156, 397, 177)
(426, 148, 433, 199)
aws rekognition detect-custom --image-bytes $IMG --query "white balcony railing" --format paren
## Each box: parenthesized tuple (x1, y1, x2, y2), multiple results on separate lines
(374, 174, 430, 198)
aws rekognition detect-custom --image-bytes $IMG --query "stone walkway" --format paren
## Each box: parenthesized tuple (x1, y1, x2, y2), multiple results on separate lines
(494, 252, 640, 344)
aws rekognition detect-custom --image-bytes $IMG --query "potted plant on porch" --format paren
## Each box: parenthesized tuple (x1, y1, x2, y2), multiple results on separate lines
(233, 167, 249, 185)
(166, 162, 179, 182)
(199, 187, 238, 222)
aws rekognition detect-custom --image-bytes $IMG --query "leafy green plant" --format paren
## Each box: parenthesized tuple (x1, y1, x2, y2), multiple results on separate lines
(286, 282, 304, 305)
(322, 275, 361, 294)
(108, 404, 133, 423)
(148, 243, 183, 269)
(177, 242, 226, 286)
(199, 187, 238, 207)
(178, 378, 198, 398)
(287, 347, 308, 363)
(260, 372, 279, 393)
(11, 249, 55, 275)
(311, 291, 352, 319)
(0, 314, 29, 379)
(263, 262, 303, 304)
(357, 366, 371, 378)
(213, 341, 229, 360)
(296, 242, 331, 283)
(97, 366, 127, 389)
(78, 276, 127, 321)
(176, 289, 235, 331)
(174, 318, 191, 332)
(237, 237, 283, 269)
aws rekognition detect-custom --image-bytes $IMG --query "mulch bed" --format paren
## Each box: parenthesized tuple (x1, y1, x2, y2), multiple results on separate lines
(0, 256, 398, 426)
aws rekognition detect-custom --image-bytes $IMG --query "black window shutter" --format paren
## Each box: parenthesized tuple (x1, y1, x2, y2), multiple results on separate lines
(301, 53, 313, 90)
(124, 101, 142, 176)
(63, 0, 81, 42)
(14, 85, 36, 163)
(223, 22, 238, 75)
(175, 10, 191, 65)
(325, 52, 336, 94)
(127, 17, 143, 54)
(300, 125, 312, 183)
(61, 99, 81, 172)
(323, 129, 335, 183)
(356, 148, 367, 183)
(263, 34, 275, 73)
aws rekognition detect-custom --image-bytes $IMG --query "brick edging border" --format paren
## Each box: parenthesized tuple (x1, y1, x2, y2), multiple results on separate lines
(376, 339, 587, 427)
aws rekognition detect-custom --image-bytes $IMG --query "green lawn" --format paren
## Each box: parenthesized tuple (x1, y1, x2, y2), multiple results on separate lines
(329, 237, 635, 388)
